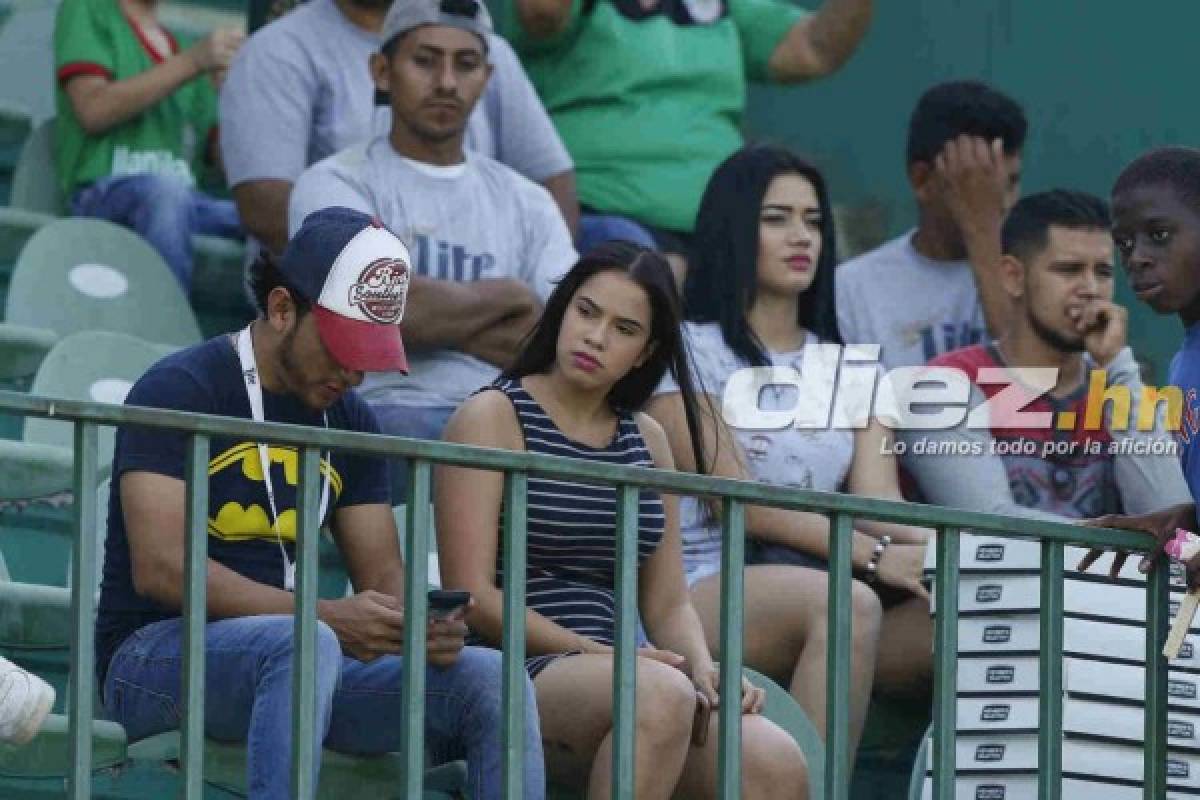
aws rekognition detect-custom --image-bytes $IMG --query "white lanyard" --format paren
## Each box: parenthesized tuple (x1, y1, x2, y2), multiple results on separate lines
(235, 325, 331, 591)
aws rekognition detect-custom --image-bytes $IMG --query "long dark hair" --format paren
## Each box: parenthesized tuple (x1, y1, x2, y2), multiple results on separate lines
(505, 241, 708, 472)
(685, 144, 842, 367)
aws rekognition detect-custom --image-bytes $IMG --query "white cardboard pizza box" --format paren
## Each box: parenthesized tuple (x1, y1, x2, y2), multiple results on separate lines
(1065, 658, 1200, 713)
(956, 614, 1200, 670)
(920, 773, 1199, 800)
(944, 575, 1186, 623)
(929, 733, 1200, 789)
(954, 694, 1200, 752)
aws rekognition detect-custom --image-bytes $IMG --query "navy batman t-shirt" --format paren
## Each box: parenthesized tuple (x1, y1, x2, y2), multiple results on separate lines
(95, 334, 389, 682)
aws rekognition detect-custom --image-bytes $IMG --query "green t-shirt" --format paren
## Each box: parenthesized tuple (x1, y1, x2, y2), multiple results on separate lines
(54, 0, 218, 195)
(497, 0, 805, 233)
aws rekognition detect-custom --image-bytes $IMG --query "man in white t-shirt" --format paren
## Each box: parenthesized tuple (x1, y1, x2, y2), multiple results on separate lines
(836, 80, 1028, 370)
(288, 0, 576, 493)
(220, 0, 577, 257)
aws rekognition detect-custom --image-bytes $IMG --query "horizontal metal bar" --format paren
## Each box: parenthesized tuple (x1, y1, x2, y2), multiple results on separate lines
(0, 390, 1149, 550)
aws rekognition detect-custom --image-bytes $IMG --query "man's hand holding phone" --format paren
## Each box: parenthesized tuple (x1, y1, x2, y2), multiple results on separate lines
(427, 589, 472, 668)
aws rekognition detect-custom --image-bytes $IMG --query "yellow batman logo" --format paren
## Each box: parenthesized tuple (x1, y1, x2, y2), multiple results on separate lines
(205, 443, 343, 542)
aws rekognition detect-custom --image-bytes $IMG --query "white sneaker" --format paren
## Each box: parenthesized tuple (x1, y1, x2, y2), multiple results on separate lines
(0, 656, 54, 745)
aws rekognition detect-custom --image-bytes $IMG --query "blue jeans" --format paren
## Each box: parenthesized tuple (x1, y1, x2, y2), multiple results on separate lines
(576, 212, 658, 254)
(103, 615, 545, 800)
(71, 173, 243, 292)
(372, 403, 458, 505)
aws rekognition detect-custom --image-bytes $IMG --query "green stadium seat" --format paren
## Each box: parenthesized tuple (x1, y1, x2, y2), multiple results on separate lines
(908, 726, 931, 800)
(9, 117, 61, 216)
(0, 218, 200, 379)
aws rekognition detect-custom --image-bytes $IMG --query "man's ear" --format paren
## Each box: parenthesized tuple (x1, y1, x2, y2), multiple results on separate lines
(999, 254, 1026, 299)
(908, 160, 935, 204)
(266, 287, 298, 333)
(369, 51, 391, 94)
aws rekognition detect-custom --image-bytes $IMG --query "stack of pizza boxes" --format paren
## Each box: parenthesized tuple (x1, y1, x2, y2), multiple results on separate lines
(920, 533, 1199, 799)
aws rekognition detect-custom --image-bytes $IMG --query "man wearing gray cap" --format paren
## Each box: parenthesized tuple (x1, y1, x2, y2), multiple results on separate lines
(288, 0, 577, 496)
(220, 0, 576, 258)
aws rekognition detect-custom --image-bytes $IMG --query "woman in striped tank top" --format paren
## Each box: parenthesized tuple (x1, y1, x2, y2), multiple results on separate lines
(437, 243, 807, 798)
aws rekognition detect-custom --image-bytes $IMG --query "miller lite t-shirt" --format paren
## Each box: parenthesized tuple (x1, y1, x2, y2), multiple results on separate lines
(836, 230, 987, 370)
(288, 138, 577, 407)
(95, 336, 388, 683)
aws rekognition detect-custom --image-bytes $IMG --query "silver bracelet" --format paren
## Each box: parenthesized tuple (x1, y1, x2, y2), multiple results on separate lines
(863, 535, 893, 584)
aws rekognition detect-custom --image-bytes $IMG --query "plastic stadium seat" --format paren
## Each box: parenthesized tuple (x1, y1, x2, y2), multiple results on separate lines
(9, 117, 61, 216)
(909, 726, 931, 800)
(0, 218, 201, 379)
(0, 331, 174, 504)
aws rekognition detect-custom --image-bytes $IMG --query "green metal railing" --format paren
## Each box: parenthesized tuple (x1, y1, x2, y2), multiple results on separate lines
(0, 389, 1170, 799)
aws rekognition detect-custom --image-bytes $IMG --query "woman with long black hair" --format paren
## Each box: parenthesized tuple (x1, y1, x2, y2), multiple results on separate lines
(648, 146, 934, 757)
(436, 242, 806, 798)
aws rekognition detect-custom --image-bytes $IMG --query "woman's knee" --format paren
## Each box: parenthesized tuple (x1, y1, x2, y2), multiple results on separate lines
(741, 718, 808, 799)
(850, 580, 883, 639)
(635, 660, 696, 742)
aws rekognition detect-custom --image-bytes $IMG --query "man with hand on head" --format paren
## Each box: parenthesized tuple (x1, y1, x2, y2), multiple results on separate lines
(837, 80, 1027, 369)
(287, 0, 576, 486)
(903, 190, 1189, 523)
(95, 206, 544, 800)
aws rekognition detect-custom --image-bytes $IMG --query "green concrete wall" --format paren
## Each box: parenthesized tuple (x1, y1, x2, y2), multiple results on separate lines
(747, 0, 1188, 382)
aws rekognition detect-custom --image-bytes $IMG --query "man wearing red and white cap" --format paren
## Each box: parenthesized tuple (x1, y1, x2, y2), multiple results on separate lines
(95, 207, 545, 800)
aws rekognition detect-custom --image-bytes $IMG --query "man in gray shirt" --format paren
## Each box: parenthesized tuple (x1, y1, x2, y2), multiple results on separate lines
(901, 190, 1190, 521)
(288, 0, 576, 494)
(836, 81, 1027, 370)
(220, 0, 577, 256)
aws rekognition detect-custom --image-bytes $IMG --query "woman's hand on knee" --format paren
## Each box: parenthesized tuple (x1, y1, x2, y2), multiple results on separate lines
(692, 664, 765, 715)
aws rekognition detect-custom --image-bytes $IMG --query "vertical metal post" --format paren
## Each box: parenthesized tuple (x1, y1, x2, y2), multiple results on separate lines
(611, 484, 639, 800)
(67, 421, 98, 800)
(717, 498, 745, 799)
(181, 435, 210, 799)
(1144, 563, 1169, 799)
(931, 527, 960, 800)
(1038, 540, 1064, 800)
(290, 446, 321, 799)
(401, 459, 432, 798)
(825, 513, 853, 799)
(501, 471, 529, 799)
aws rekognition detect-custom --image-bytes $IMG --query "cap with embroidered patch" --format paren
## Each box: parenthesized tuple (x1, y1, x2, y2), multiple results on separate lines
(279, 207, 411, 374)
(380, 0, 493, 51)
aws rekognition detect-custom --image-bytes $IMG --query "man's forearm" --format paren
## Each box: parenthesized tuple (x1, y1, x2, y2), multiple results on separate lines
(805, 0, 874, 73)
(67, 54, 202, 135)
(402, 278, 534, 351)
(232, 181, 292, 256)
(963, 222, 1013, 339)
(541, 171, 580, 238)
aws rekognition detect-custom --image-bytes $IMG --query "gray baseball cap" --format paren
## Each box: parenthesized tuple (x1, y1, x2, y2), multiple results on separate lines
(380, 0, 493, 50)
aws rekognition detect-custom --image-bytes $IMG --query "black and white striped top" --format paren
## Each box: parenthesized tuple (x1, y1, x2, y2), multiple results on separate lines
(488, 378, 665, 677)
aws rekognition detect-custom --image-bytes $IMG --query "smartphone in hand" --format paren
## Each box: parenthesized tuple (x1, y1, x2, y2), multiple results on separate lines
(427, 588, 471, 621)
